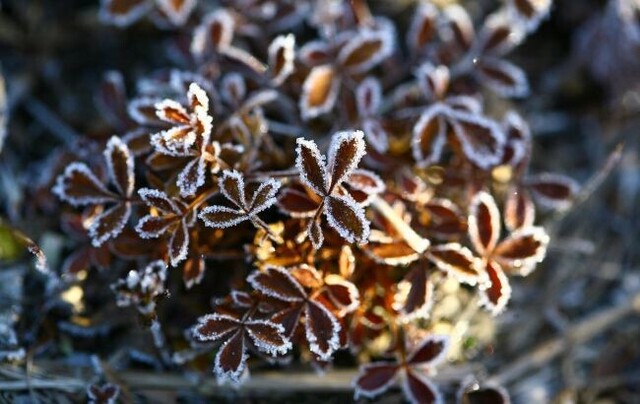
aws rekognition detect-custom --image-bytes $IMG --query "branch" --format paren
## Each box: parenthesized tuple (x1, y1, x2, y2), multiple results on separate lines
(487, 291, 640, 386)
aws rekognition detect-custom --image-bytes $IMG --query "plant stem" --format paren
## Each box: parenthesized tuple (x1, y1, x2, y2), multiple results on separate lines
(370, 195, 430, 254)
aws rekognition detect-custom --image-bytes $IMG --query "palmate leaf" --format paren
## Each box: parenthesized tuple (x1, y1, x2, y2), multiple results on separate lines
(353, 334, 449, 403)
(247, 266, 341, 360)
(135, 188, 192, 267)
(87, 382, 120, 404)
(293, 131, 371, 248)
(199, 170, 280, 229)
(192, 313, 291, 384)
(53, 136, 135, 247)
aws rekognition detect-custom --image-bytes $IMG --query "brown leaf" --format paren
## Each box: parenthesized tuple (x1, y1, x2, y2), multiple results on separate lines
(277, 185, 320, 218)
(494, 226, 549, 276)
(407, 3, 439, 53)
(247, 266, 307, 302)
(54, 163, 117, 206)
(477, 58, 529, 97)
(468, 191, 501, 255)
(525, 173, 579, 210)
(338, 29, 393, 74)
(479, 260, 511, 315)
(89, 202, 131, 247)
(300, 64, 340, 120)
(450, 111, 505, 169)
(504, 187, 535, 231)
(325, 195, 369, 244)
(327, 130, 366, 192)
(305, 300, 340, 360)
(412, 106, 447, 168)
(428, 243, 481, 285)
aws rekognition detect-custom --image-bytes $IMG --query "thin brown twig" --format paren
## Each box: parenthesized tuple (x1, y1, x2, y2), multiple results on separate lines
(487, 291, 640, 386)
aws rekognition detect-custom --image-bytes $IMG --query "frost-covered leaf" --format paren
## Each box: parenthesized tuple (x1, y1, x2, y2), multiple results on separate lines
(325, 195, 370, 244)
(300, 64, 340, 120)
(277, 185, 319, 218)
(128, 97, 163, 125)
(247, 266, 306, 302)
(449, 110, 505, 169)
(525, 173, 580, 210)
(504, 187, 535, 231)
(104, 136, 134, 198)
(268, 34, 296, 86)
(138, 188, 183, 215)
(168, 219, 189, 266)
(135, 215, 176, 239)
(308, 217, 324, 249)
(397, 266, 434, 322)
(53, 163, 117, 206)
(407, 2, 439, 54)
(220, 73, 246, 107)
(412, 105, 447, 168)
(327, 130, 366, 192)
(480, 13, 523, 55)
(477, 58, 529, 98)
(493, 226, 549, 276)
(502, 111, 531, 166)
(353, 363, 398, 400)
(155, 0, 196, 26)
(249, 177, 281, 214)
(89, 202, 131, 247)
(87, 382, 120, 404)
(219, 169, 246, 208)
(295, 138, 328, 196)
(366, 238, 420, 266)
(199, 206, 247, 228)
(324, 275, 360, 314)
(192, 313, 241, 342)
(416, 63, 450, 101)
(402, 368, 443, 404)
(191, 8, 235, 57)
(346, 169, 385, 196)
(478, 260, 511, 315)
(508, 0, 552, 32)
(245, 320, 291, 356)
(338, 28, 394, 74)
(99, 0, 151, 27)
(362, 119, 389, 153)
(304, 300, 341, 360)
(214, 329, 247, 383)
(407, 334, 449, 366)
(356, 77, 382, 117)
(183, 255, 205, 289)
(468, 191, 501, 255)
(427, 243, 482, 285)
(177, 156, 207, 197)
(442, 5, 475, 51)
(298, 40, 332, 66)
